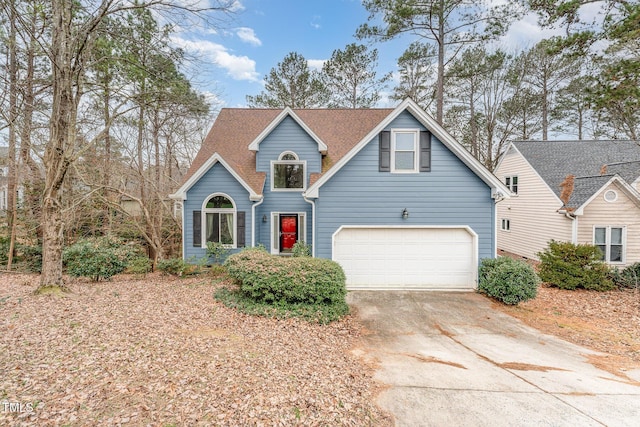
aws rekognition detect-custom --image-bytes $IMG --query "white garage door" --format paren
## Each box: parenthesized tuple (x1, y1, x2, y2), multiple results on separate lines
(333, 226, 477, 290)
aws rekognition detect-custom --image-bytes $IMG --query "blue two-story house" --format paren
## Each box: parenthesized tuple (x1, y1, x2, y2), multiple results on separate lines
(170, 99, 509, 290)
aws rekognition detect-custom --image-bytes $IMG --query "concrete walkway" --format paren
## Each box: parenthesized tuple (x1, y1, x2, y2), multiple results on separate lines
(348, 291, 640, 427)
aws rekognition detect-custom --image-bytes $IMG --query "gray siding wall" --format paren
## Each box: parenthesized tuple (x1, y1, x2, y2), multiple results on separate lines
(315, 111, 495, 261)
(255, 116, 322, 249)
(184, 162, 252, 260)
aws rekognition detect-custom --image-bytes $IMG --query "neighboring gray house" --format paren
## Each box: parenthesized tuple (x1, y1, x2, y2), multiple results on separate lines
(495, 140, 640, 266)
(171, 99, 509, 290)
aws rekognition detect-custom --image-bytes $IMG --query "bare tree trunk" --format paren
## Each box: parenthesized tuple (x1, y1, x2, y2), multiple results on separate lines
(6, 0, 18, 269)
(39, 0, 77, 291)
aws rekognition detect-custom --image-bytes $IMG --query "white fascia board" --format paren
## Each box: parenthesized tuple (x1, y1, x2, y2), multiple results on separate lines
(248, 108, 328, 154)
(306, 98, 510, 199)
(574, 175, 640, 215)
(169, 153, 262, 201)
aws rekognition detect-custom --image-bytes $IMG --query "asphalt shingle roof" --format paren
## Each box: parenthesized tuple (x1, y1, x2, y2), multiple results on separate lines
(181, 108, 395, 195)
(513, 140, 640, 208)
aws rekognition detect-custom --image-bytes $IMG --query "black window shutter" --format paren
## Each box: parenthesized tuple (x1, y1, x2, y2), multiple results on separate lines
(420, 131, 431, 172)
(379, 131, 391, 172)
(193, 210, 201, 247)
(236, 211, 246, 247)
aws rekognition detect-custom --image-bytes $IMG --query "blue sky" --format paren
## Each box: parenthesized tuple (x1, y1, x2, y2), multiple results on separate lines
(171, 0, 573, 109)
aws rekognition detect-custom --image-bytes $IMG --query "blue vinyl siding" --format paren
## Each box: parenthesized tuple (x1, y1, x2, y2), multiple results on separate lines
(315, 111, 494, 262)
(254, 116, 321, 250)
(183, 162, 252, 260)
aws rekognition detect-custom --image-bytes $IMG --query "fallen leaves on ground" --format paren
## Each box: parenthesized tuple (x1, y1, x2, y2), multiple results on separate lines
(0, 273, 390, 426)
(494, 284, 640, 372)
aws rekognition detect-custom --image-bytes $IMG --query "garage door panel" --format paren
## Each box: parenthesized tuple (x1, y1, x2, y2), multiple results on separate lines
(333, 227, 476, 290)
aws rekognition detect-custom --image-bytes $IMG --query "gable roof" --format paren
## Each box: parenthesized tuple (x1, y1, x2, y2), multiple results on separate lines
(511, 140, 640, 209)
(172, 100, 509, 200)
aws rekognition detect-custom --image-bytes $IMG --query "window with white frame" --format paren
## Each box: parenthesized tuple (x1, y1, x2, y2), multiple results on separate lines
(391, 130, 419, 173)
(501, 218, 510, 231)
(272, 151, 305, 190)
(203, 194, 236, 246)
(594, 226, 624, 263)
(505, 176, 518, 194)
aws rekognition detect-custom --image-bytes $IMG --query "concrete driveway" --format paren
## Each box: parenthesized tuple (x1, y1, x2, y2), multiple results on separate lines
(348, 291, 640, 427)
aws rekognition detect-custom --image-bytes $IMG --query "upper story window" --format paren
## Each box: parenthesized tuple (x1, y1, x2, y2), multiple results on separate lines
(505, 176, 518, 194)
(203, 194, 236, 247)
(272, 151, 306, 191)
(379, 130, 431, 173)
(392, 130, 419, 173)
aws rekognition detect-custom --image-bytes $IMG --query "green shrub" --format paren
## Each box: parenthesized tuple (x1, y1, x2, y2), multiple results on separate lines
(614, 263, 640, 289)
(206, 241, 230, 264)
(63, 236, 138, 281)
(537, 240, 614, 291)
(157, 258, 189, 276)
(292, 241, 311, 257)
(220, 247, 349, 323)
(478, 257, 540, 305)
(126, 256, 153, 277)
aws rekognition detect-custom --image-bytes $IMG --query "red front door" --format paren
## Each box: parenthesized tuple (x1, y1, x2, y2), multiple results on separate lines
(280, 215, 298, 253)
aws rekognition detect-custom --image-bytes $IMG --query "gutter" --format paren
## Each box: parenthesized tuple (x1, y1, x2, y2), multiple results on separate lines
(559, 209, 578, 244)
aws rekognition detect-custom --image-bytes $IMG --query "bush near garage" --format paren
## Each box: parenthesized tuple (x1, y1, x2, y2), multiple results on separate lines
(478, 256, 540, 305)
(219, 247, 349, 323)
(537, 240, 614, 291)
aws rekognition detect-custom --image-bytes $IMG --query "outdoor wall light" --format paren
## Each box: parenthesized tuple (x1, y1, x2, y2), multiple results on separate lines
(402, 208, 409, 219)
(262, 214, 267, 223)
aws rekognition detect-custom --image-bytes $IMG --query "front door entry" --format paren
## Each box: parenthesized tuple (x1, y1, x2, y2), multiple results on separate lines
(280, 215, 298, 253)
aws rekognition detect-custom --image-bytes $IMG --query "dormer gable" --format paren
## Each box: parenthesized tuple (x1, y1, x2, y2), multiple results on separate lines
(248, 108, 328, 154)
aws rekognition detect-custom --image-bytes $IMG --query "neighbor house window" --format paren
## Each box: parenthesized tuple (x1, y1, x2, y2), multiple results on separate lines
(391, 130, 419, 173)
(203, 194, 236, 246)
(501, 218, 510, 231)
(272, 151, 305, 190)
(505, 176, 518, 194)
(594, 226, 624, 263)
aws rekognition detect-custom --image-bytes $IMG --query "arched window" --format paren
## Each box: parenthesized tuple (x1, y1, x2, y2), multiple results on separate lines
(202, 194, 236, 246)
(272, 151, 305, 191)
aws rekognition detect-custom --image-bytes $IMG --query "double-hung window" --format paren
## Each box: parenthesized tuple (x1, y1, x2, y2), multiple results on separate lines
(391, 130, 419, 173)
(272, 151, 305, 191)
(505, 176, 518, 194)
(594, 226, 625, 263)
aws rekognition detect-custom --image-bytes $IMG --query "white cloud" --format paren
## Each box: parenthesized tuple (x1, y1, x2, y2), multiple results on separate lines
(307, 59, 326, 71)
(171, 36, 260, 81)
(236, 27, 262, 46)
(310, 15, 322, 30)
(496, 12, 564, 51)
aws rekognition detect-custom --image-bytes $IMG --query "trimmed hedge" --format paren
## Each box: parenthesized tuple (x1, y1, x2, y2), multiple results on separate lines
(223, 247, 347, 305)
(478, 257, 540, 305)
(537, 240, 614, 291)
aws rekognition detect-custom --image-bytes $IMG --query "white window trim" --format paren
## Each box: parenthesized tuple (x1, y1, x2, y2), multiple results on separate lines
(603, 189, 618, 203)
(201, 193, 237, 249)
(390, 129, 419, 174)
(271, 151, 306, 192)
(270, 212, 307, 255)
(500, 218, 510, 231)
(505, 175, 518, 194)
(593, 225, 626, 264)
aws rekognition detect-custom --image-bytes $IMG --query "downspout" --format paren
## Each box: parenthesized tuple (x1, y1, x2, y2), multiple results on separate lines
(564, 211, 578, 244)
(303, 195, 316, 257)
(251, 197, 265, 247)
